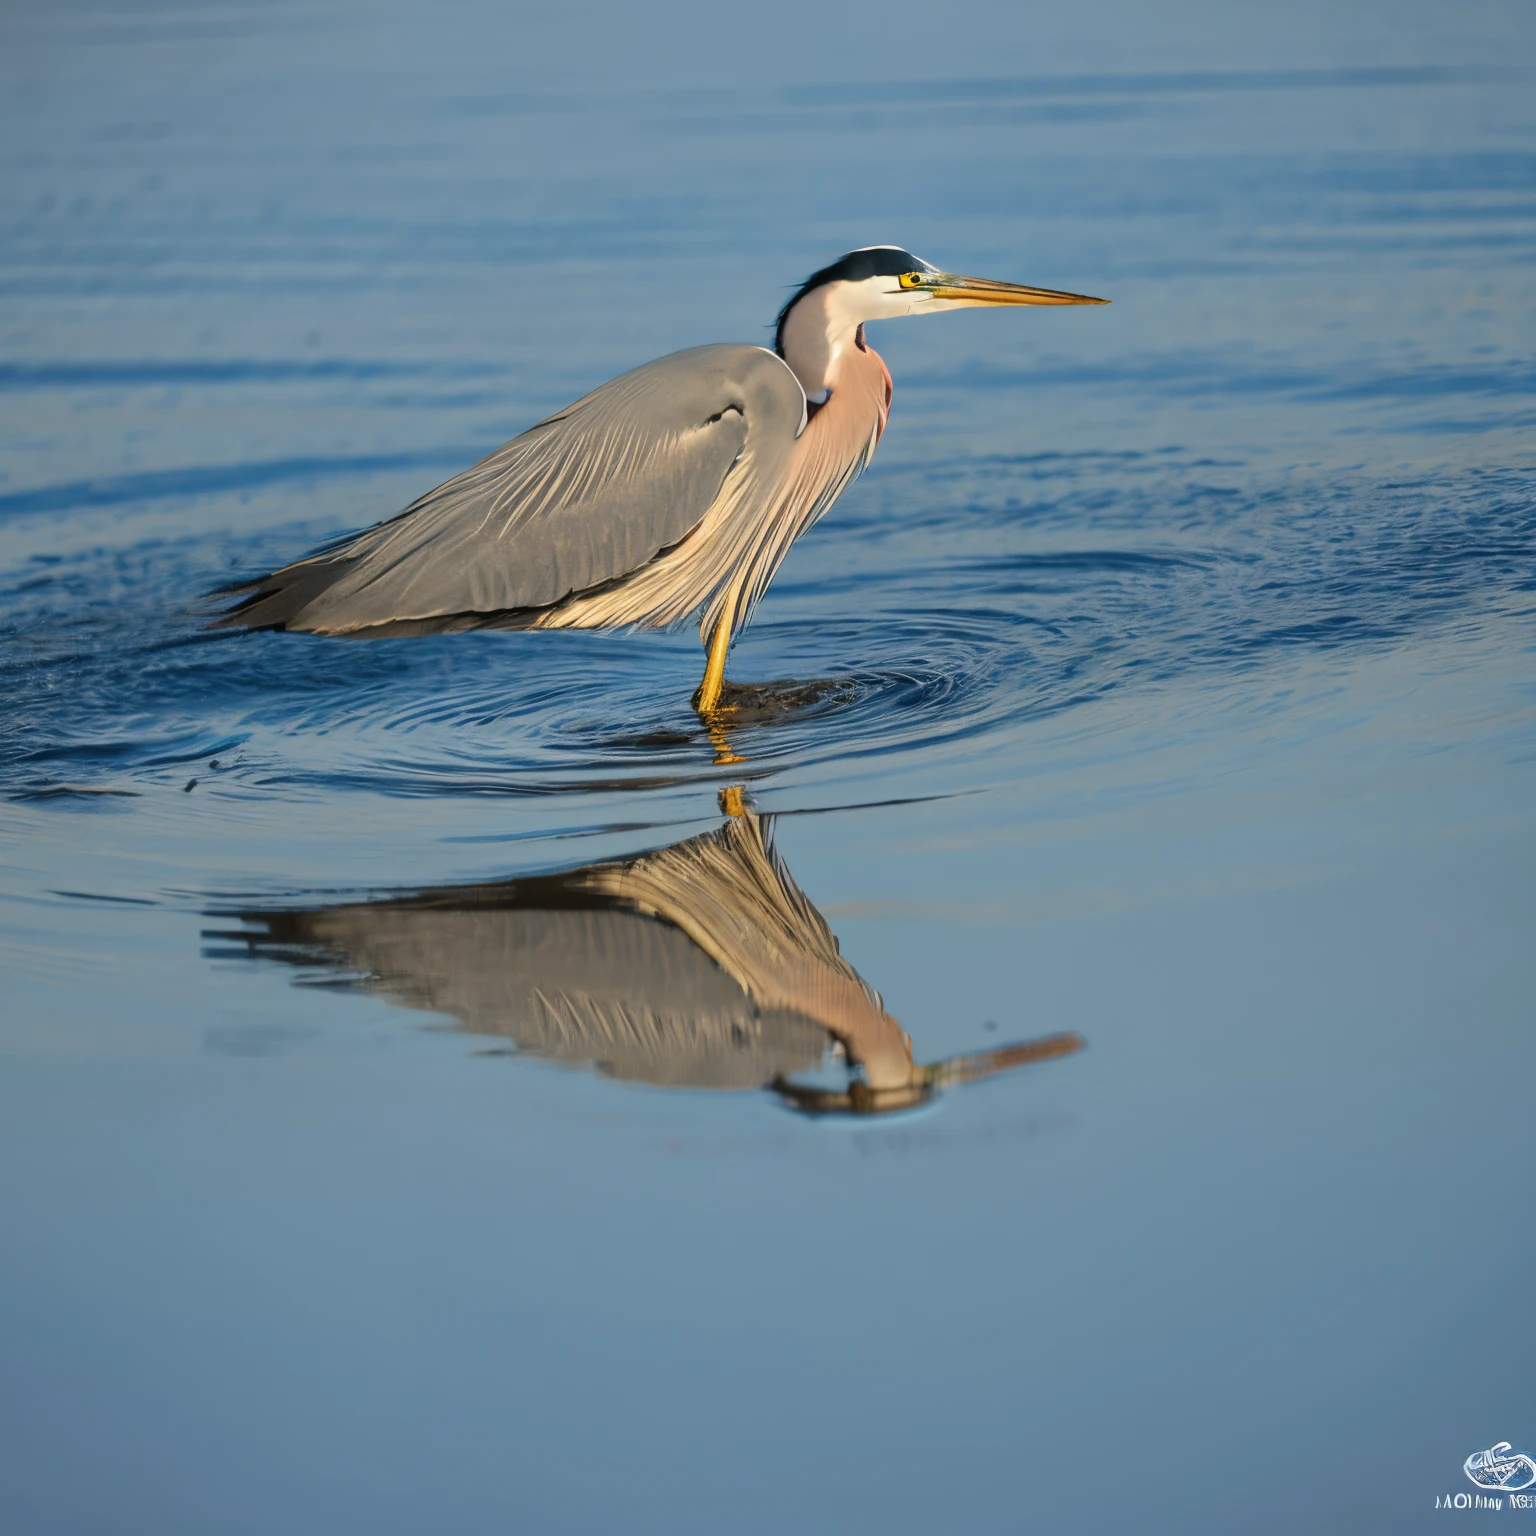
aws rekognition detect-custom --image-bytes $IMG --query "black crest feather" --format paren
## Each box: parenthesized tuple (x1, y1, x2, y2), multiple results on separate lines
(774, 247, 934, 355)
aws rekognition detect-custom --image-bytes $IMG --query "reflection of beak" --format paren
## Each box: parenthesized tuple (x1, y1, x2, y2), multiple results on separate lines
(772, 1030, 1084, 1117)
(923, 1030, 1085, 1087)
(920, 273, 1108, 308)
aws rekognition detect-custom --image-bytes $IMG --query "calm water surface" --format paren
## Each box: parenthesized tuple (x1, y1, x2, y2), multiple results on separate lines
(2, 3, 1534, 1532)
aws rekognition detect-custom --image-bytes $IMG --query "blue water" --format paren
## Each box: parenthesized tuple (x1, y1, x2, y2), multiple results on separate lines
(3, 3, 1534, 1532)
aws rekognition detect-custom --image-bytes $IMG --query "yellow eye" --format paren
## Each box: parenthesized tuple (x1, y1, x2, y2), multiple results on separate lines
(899, 271, 927, 289)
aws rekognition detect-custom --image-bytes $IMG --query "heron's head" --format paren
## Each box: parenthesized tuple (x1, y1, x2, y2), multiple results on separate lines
(771, 1030, 1085, 1118)
(774, 245, 1106, 394)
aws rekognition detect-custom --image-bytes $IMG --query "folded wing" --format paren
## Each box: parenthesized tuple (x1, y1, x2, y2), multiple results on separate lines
(216, 343, 806, 635)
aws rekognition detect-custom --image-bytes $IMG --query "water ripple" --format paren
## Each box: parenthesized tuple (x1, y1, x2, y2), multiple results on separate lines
(3, 460, 1531, 810)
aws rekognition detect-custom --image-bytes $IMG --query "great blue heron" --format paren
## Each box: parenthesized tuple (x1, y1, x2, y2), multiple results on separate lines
(212, 788, 1083, 1115)
(215, 247, 1106, 712)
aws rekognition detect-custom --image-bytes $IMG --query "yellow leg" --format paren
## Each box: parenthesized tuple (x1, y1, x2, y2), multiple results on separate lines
(694, 593, 736, 715)
(706, 718, 745, 767)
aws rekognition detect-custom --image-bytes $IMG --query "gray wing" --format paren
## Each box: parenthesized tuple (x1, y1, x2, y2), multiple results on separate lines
(219, 343, 806, 635)
(231, 889, 830, 1090)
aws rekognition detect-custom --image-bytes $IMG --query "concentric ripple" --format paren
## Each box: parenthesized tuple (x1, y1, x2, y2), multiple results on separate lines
(3, 458, 1532, 816)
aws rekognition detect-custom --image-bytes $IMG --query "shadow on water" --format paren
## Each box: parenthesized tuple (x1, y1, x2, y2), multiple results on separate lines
(204, 787, 1083, 1115)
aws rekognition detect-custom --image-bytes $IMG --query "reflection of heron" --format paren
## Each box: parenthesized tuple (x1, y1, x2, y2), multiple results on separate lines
(214, 248, 1104, 712)
(211, 790, 1081, 1115)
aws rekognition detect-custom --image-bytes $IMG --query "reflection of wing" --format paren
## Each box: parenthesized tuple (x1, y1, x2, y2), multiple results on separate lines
(223, 808, 894, 1091)
(257, 899, 828, 1088)
(216, 344, 806, 636)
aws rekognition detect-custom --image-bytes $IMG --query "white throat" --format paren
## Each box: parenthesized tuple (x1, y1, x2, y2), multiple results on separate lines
(777, 275, 932, 397)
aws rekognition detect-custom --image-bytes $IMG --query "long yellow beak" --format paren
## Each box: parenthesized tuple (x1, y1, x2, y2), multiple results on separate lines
(907, 271, 1108, 307)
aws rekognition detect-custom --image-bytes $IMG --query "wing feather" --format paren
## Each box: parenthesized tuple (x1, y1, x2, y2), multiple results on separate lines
(218, 344, 805, 635)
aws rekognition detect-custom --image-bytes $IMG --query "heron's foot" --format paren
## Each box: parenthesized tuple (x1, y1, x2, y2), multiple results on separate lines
(704, 677, 858, 722)
(693, 676, 857, 766)
(690, 680, 739, 715)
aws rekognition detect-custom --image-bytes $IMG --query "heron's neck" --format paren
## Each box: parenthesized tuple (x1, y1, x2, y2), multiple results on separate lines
(777, 285, 872, 400)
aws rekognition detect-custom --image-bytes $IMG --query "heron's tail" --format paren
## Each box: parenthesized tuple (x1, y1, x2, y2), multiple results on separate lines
(207, 551, 360, 632)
